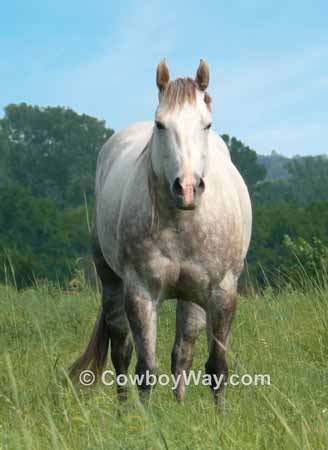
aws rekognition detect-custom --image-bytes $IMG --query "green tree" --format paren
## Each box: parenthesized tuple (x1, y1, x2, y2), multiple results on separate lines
(287, 155, 328, 205)
(0, 127, 9, 185)
(0, 183, 90, 286)
(247, 200, 328, 287)
(257, 150, 289, 180)
(281, 235, 328, 286)
(1, 104, 114, 208)
(252, 179, 293, 205)
(222, 134, 267, 189)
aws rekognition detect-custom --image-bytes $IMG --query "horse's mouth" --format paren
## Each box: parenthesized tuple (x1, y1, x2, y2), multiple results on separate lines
(174, 195, 197, 211)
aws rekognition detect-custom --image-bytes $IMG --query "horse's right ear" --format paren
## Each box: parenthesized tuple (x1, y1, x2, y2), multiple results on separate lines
(156, 59, 170, 92)
(195, 59, 210, 91)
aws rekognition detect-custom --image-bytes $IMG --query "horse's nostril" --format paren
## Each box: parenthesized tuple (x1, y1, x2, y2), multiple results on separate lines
(172, 178, 183, 196)
(172, 176, 205, 197)
(198, 177, 205, 193)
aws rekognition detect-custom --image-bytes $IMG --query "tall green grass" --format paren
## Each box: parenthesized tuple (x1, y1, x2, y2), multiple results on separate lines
(1, 281, 327, 449)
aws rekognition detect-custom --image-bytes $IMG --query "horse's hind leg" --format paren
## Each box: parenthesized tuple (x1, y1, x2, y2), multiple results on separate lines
(205, 271, 238, 413)
(70, 233, 133, 399)
(171, 300, 206, 402)
(93, 237, 133, 398)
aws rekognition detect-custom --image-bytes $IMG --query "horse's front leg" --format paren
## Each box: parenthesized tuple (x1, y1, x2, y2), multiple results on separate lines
(205, 272, 238, 413)
(171, 300, 206, 402)
(125, 282, 158, 401)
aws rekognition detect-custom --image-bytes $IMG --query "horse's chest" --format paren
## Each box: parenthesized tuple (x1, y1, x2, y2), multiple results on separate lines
(147, 249, 212, 301)
(148, 226, 227, 294)
(158, 222, 229, 268)
(123, 215, 242, 299)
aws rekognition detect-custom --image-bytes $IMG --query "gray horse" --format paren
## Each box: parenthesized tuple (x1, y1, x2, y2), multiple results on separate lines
(70, 60, 252, 409)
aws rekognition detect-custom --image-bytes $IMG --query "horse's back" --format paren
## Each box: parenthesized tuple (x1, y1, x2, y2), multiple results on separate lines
(96, 122, 153, 194)
(94, 122, 153, 274)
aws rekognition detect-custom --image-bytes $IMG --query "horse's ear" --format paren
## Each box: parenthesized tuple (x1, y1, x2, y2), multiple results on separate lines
(195, 59, 210, 91)
(156, 59, 170, 92)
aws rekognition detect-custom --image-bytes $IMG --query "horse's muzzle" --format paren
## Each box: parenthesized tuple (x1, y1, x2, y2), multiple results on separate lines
(171, 175, 205, 210)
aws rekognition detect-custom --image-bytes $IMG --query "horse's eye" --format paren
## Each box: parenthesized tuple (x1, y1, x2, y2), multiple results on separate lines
(155, 120, 166, 130)
(204, 123, 212, 130)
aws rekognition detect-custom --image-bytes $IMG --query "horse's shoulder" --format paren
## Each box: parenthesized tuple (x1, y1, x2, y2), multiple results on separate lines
(96, 122, 153, 183)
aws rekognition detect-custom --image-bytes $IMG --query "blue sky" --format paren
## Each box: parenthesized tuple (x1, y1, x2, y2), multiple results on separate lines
(1, 0, 327, 156)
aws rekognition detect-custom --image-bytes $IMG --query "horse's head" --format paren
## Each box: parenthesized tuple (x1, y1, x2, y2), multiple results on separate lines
(151, 59, 212, 210)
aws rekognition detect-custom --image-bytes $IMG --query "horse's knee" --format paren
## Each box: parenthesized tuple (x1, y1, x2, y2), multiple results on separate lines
(171, 338, 194, 373)
(110, 330, 132, 369)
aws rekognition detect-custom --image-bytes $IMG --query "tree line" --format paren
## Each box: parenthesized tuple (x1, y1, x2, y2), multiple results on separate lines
(0, 103, 327, 288)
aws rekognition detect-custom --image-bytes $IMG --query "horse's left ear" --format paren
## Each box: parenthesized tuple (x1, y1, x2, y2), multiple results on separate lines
(195, 59, 210, 91)
(156, 59, 170, 92)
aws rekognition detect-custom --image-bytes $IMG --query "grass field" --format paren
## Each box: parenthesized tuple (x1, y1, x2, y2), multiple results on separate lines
(1, 281, 328, 450)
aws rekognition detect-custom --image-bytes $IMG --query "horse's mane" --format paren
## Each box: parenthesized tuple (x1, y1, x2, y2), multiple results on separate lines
(161, 77, 212, 111)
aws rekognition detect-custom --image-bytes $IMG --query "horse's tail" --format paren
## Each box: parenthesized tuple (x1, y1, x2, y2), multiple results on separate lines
(69, 308, 110, 383)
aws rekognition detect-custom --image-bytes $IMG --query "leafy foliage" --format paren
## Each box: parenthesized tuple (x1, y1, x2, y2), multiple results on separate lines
(222, 134, 267, 188)
(254, 153, 328, 207)
(287, 155, 328, 206)
(0, 183, 90, 286)
(248, 201, 328, 287)
(1, 103, 113, 207)
(282, 235, 328, 285)
(251, 179, 293, 205)
(257, 150, 289, 180)
(0, 104, 113, 286)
